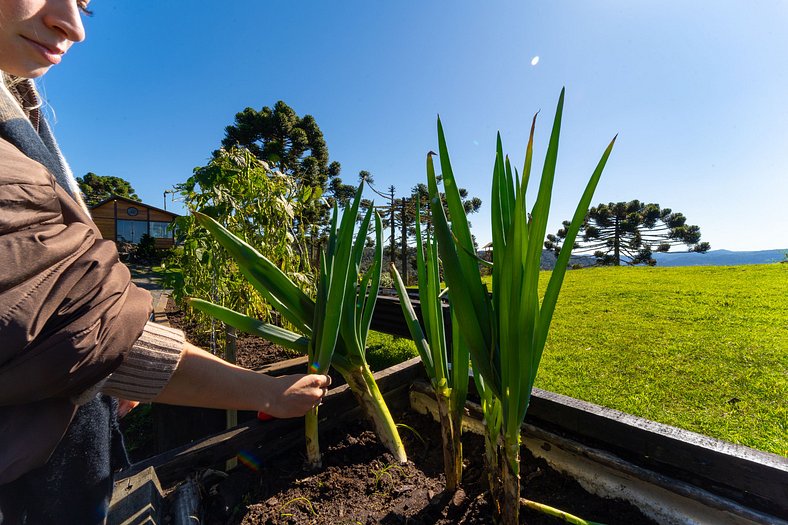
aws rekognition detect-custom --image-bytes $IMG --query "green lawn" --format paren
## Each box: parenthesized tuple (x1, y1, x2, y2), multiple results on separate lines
(372, 264, 786, 455)
(531, 264, 787, 456)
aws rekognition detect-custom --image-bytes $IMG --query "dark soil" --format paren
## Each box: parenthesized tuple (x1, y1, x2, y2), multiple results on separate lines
(201, 412, 656, 525)
(165, 301, 300, 369)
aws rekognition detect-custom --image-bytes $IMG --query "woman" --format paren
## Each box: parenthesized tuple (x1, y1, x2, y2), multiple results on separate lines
(0, 1, 331, 523)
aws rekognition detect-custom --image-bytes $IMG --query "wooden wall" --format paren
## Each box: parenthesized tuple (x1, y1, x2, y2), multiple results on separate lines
(91, 200, 117, 241)
(90, 198, 177, 248)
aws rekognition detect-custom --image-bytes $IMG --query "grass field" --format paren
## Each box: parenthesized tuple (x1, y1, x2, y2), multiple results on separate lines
(533, 264, 787, 456)
(368, 264, 786, 456)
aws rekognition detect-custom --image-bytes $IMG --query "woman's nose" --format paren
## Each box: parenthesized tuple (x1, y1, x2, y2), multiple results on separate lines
(42, 1, 86, 44)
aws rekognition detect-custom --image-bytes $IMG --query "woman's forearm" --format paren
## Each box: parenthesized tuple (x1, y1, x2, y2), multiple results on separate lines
(152, 342, 328, 418)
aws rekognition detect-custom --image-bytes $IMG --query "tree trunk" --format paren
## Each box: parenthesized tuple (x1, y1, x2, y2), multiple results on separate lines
(390, 193, 397, 266)
(614, 216, 620, 266)
(340, 364, 407, 463)
(400, 199, 409, 285)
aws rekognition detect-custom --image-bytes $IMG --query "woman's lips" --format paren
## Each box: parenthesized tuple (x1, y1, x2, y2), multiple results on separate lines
(22, 36, 65, 65)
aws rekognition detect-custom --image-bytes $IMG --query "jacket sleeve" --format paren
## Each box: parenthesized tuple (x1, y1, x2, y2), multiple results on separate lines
(0, 139, 152, 405)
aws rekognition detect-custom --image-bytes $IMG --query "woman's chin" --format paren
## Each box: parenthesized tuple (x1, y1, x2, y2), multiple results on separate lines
(1, 63, 52, 79)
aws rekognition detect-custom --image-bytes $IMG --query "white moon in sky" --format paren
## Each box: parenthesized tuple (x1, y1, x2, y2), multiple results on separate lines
(531, 56, 540, 66)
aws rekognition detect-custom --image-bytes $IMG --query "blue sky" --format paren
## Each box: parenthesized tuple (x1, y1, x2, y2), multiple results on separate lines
(41, 1, 788, 251)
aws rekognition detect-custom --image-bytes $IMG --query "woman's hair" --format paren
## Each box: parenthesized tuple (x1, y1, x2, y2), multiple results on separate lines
(1, 72, 26, 111)
(1, 71, 23, 90)
(1, 71, 40, 116)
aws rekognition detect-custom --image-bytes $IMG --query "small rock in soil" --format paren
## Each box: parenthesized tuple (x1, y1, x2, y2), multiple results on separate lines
(451, 488, 467, 507)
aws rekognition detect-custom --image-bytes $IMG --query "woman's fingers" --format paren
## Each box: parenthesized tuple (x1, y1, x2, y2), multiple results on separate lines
(265, 373, 333, 418)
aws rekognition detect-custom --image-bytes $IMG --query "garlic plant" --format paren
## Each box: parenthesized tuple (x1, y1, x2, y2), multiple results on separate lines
(427, 89, 616, 523)
(390, 198, 469, 491)
(190, 183, 406, 468)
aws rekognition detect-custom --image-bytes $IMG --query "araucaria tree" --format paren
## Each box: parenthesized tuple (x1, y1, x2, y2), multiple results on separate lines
(221, 100, 333, 190)
(221, 100, 359, 261)
(545, 200, 710, 266)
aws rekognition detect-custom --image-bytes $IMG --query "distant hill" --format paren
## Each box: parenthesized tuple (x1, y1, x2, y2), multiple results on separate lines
(540, 250, 596, 270)
(651, 249, 787, 267)
(539, 248, 787, 269)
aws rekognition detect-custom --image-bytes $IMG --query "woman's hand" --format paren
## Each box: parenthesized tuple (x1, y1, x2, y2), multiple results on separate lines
(259, 374, 331, 418)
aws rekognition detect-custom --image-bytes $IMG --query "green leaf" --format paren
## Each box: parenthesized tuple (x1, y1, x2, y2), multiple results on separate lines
(528, 134, 617, 403)
(390, 263, 435, 378)
(193, 211, 314, 335)
(188, 298, 309, 354)
(313, 183, 366, 372)
(427, 142, 500, 398)
(358, 212, 383, 348)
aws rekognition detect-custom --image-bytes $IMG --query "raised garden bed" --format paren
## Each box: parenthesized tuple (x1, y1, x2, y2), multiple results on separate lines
(111, 354, 787, 525)
(114, 295, 787, 524)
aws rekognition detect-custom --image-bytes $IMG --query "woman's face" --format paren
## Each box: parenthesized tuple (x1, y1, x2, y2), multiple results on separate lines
(0, 0, 87, 78)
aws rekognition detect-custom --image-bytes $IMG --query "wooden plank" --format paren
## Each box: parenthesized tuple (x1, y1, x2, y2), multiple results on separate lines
(254, 356, 308, 375)
(371, 296, 451, 342)
(148, 209, 175, 222)
(91, 203, 116, 218)
(108, 467, 164, 525)
(524, 388, 788, 517)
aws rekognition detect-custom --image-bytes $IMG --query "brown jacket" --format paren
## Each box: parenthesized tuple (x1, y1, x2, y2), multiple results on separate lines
(0, 138, 151, 484)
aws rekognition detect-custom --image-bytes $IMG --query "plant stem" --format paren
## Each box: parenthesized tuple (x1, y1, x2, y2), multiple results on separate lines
(305, 406, 321, 469)
(450, 396, 464, 491)
(342, 365, 407, 463)
(435, 384, 460, 491)
(500, 435, 521, 525)
(521, 498, 607, 525)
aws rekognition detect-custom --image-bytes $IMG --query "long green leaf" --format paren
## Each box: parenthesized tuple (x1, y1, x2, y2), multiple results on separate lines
(436, 120, 494, 344)
(188, 298, 309, 354)
(348, 204, 374, 350)
(527, 135, 617, 399)
(516, 89, 565, 422)
(450, 303, 470, 415)
(313, 183, 366, 371)
(358, 212, 383, 347)
(426, 231, 448, 383)
(427, 147, 500, 398)
(390, 263, 435, 377)
(193, 212, 314, 334)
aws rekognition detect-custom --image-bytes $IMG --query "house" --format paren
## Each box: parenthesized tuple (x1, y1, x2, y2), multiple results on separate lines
(90, 195, 179, 249)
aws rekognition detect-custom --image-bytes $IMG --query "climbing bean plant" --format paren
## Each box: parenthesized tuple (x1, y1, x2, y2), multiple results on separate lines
(163, 147, 315, 353)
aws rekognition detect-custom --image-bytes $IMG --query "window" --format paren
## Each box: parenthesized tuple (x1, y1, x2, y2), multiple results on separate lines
(116, 220, 147, 243)
(150, 221, 173, 239)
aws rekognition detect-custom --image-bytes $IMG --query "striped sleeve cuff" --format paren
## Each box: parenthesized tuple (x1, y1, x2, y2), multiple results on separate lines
(100, 321, 185, 402)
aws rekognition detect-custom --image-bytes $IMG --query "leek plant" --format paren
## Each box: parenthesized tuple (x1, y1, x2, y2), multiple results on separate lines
(428, 89, 616, 524)
(390, 200, 469, 491)
(190, 184, 406, 468)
